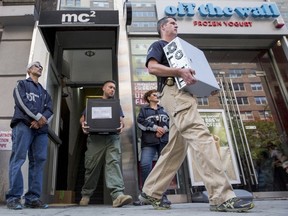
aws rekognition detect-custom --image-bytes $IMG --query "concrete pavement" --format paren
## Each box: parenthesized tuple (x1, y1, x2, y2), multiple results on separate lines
(0, 199, 287, 216)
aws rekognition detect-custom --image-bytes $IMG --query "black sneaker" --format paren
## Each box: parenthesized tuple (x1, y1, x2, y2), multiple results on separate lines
(24, 199, 48, 209)
(210, 197, 254, 212)
(162, 194, 171, 205)
(138, 192, 170, 210)
(7, 198, 23, 210)
(133, 200, 145, 206)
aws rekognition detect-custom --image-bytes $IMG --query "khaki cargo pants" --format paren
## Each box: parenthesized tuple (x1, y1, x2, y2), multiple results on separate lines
(142, 85, 236, 205)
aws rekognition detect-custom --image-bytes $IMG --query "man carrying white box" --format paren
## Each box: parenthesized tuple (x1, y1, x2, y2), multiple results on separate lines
(163, 37, 220, 97)
(138, 16, 254, 213)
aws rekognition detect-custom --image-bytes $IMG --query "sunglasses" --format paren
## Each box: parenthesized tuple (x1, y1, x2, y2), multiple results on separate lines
(34, 65, 43, 69)
(151, 93, 158, 97)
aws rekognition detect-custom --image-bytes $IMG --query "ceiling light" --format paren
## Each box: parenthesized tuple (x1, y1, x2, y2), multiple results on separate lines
(85, 50, 95, 57)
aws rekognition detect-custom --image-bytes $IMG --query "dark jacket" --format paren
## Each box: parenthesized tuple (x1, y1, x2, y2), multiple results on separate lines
(137, 104, 169, 147)
(10, 77, 53, 133)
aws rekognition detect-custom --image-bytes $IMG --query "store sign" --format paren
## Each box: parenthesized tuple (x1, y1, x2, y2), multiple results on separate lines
(39, 10, 119, 25)
(156, 0, 288, 35)
(0, 131, 12, 151)
(164, 2, 280, 19)
(134, 82, 157, 105)
(62, 11, 96, 23)
(245, 125, 257, 130)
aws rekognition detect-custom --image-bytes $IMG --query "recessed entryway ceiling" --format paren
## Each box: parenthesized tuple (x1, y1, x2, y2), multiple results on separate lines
(62, 49, 113, 86)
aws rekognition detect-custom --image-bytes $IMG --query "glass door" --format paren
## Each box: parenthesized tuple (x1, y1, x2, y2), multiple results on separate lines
(201, 47, 288, 193)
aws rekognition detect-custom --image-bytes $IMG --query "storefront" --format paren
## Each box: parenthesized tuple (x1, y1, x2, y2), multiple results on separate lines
(0, 0, 287, 204)
(128, 0, 288, 201)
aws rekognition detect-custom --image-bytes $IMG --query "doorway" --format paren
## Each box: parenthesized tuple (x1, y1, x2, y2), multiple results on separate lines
(55, 47, 119, 204)
(37, 11, 123, 203)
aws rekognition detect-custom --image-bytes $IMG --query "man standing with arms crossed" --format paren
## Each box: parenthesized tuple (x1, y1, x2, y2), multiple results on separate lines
(138, 16, 254, 212)
(6, 61, 53, 210)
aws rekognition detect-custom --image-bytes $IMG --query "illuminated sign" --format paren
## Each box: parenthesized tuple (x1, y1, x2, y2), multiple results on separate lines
(156, 0, 287, 35)
(39, 10, 119, 25)
(164, 2, 280, 19)
(62, 11, 96, 23)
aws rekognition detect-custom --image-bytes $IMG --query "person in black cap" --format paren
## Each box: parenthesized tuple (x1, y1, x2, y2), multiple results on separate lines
(6, 61, 53, 210)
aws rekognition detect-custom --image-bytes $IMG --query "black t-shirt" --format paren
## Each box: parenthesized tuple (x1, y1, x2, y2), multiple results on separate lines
(145, 40, 170, 92)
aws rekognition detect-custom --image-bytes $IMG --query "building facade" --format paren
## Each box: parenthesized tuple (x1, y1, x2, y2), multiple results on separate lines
(0, 0, 288, 204)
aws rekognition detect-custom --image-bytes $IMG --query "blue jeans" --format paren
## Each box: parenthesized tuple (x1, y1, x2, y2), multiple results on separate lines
(140, 144, 165, 187)
(6, 122, 48, 203)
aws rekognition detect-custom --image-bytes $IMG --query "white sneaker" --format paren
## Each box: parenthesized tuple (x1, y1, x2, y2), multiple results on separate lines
(112, 194, 132, 207)
(79, 196, 90, 206)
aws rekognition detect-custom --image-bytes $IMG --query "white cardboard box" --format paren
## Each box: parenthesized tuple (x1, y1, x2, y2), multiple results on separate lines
(163, 37, 220, 97)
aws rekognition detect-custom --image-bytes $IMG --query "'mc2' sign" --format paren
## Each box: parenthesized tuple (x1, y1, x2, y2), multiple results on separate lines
(62, 11, 96, 23)
(38, 10, 119, 26)
(164, 2, 281, 19)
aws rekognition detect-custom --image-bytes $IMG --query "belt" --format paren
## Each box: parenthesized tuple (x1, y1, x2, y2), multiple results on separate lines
(165, 77, 175, 86)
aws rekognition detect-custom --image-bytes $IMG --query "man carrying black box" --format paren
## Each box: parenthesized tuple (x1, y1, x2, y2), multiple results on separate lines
(79, 80, 132, 207)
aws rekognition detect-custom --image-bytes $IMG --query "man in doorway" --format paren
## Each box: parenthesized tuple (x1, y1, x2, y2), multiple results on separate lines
(138, 16, 255, 212)
(6, 61, 54, 210)
(79, 80, 132, 207)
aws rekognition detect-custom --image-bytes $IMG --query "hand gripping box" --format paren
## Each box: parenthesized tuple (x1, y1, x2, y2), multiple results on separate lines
(86, 99, 120, 134)
(163, 37, 220, 97)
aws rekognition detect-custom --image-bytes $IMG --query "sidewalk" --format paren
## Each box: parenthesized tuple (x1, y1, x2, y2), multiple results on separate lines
(0, 199, 287, 216)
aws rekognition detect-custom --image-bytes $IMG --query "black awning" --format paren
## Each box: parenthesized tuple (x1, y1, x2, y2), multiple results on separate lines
(38, 10, 119, 54)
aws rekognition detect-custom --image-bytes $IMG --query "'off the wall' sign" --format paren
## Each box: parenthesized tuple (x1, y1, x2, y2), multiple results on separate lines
(164, 2, 280, 19)
(156, 0, 288, 35)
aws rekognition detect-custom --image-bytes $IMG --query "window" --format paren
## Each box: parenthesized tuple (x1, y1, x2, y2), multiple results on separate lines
(251, 83, 263, 91)
(219, 97, 235, 105)
(232, 83, 245, 91)
(131, 22, 157, 28)
(92, 1, 110, 8)
(130, 39, 157, 82)
(255, 96, 267, 105)
(237, 97, 249, 105)
(259, 110, 272, 120)
(132, 11, 156, 17)
(61, 0, 81, 7)
(132, 3, 153, 7)
(228, 69, 244, 78)
(240, 111, 254, 121)
(197, 97, 209, 106)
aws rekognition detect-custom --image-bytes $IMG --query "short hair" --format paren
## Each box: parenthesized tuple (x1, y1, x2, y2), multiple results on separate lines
(157, 16, 177, 36)
(103, 80, 116, 86)
(143, 89, 158, 103)
(26, 61, 42, 72)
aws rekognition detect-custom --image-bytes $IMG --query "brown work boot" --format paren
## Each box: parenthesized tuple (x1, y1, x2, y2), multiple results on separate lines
(112, 194, 132, 207)
(79, 196, 90, 206)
